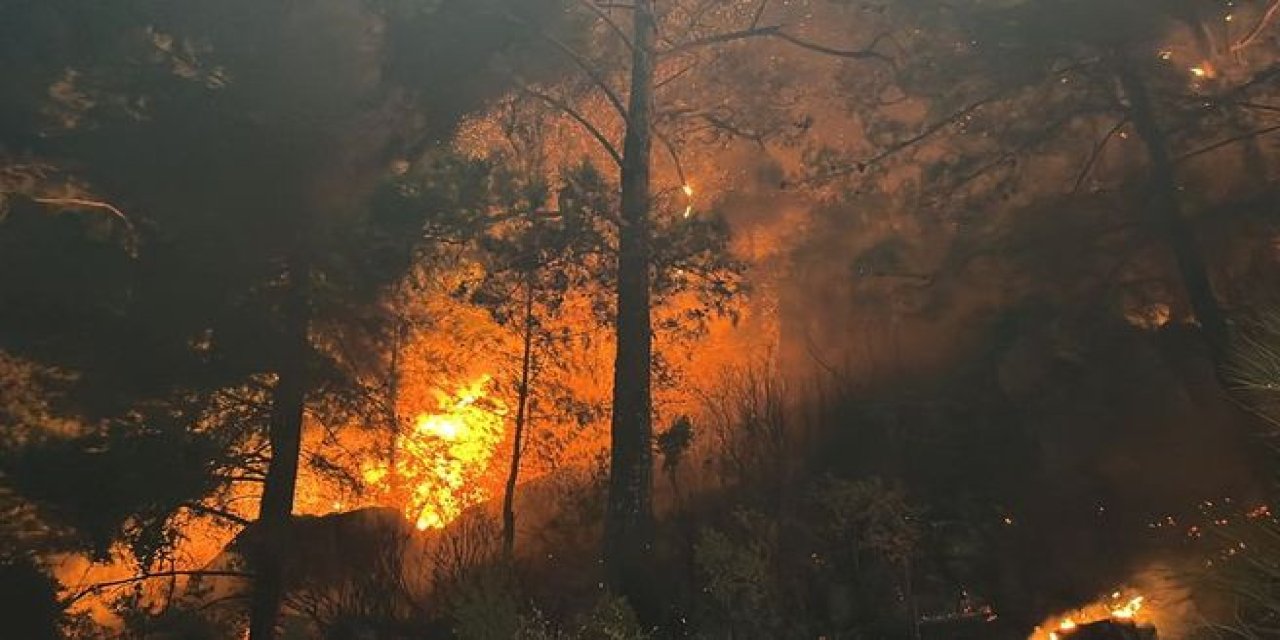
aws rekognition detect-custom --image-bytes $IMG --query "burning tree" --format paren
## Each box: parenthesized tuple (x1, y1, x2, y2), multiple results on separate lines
(0, 0, 573, 636)
(497, 0, 892, 609)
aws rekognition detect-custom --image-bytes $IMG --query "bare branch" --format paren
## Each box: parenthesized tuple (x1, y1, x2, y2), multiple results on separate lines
(698, 112, 768, 148)
(655, 60, 697, 91)
(31, 196, 135, 235)
(183, 502, 253, 528)
(661, 24, 782, 55)
(1072, 117, 1130, 193)
(63, 570, 254, 607)
(574, 0, 634, 51)
(805, 96, 995, 184)
(28, 195, 139, 254)
(750, 0, 770, 30)
(1176, 123, 1280, 164)
(1233, 0, 1280, 52)
(654, 128, 688, 188)
(1231, 100, 1280, 114)
(514, 81, 623, 167)
(1218, 61, 1280, 100)
(770, 30, 893, 63)
(501, 12, 629, 122)
(548, 36, 630, 122)
(661, 25, 892, 65)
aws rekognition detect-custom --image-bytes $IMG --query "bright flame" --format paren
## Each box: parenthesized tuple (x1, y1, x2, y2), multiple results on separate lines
(682, 183, 695, 218)
(362, 375, 507, 531)
(1029, 592, 1148, 640)
(1111, 596, 1144, 619)
(1189, 62, 1216, 79)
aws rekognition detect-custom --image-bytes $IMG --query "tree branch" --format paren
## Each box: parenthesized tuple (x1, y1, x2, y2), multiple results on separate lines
(30, 197, 130, 226)
(1230, 100, 1280, 114)
(574, 0, 634, 51)
(502, 12, 629, 122)
(514, 81, 623, 167)
(63, 570, 254, 608)
(1218, 61, 1280, 101)
(661, 25, 892, 65)
(1175, 123, 1280, 164)
(698, 112, 768, 148)
(661, 24, 781, 55)
(654, 128, 689, 188)
(1232, 0, 1280, 52)
(804, 96, 995, 184)
(1072, 117, 1130, 193)
(183, 502, 253, 528)
(750, 0, 770, 29)
(771, 30, 893, 63)
(655, 60, 697, 91)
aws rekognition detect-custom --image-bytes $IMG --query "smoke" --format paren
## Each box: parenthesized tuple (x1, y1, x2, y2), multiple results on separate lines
(657, 5, 1278, 635)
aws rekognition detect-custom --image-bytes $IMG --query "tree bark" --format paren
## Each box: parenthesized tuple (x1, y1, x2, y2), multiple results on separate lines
(604, 0, 657, 606)
(1114, 54, 1229, 360)
(503, 276, 537, 560)
(247, 255, 310, 640)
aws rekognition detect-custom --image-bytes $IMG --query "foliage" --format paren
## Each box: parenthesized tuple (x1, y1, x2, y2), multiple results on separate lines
(693, 508, 784, 637)
(2, 414, 233, 564)
(446, 567, 524, 640)
(810, 475, 922, 567)
(0, 557, 63, 640)
(1228, 310, 1280, 423)
(656, 415, 694, 474)
(1190, 518, 1280, 639)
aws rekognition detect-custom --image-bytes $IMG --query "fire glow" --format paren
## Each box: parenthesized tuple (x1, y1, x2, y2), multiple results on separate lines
(361, 375, 507, 531)
(1033, 593, 1147, 640)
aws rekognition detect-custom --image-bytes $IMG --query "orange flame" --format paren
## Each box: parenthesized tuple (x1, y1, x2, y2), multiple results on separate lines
(1032, 592, 1147, 640)
(362, 375, 507, 531)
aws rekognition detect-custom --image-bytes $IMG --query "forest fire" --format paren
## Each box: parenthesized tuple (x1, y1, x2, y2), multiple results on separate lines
(8, 0, 1280, 638)
(1032, 593, 1151, 640)
(361, 375, 507, 531)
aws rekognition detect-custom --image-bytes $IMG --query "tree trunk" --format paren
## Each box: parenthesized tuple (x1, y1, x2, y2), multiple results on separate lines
(247, 255, 310, 640)
(1114, 54, 1229, 360)
(503, 276, 537, 560)
(604, 0, 657, 606)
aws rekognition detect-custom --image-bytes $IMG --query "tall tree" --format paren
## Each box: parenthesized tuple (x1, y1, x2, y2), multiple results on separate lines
(606, 0, 660, 600)
(499, 0, 890, 606)
(832, 0, 1280, 366)
(0, 0, 572, 635)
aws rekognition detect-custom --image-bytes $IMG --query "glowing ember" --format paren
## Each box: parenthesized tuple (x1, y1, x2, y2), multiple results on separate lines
(1030, 592, 1148, 640)
(362, 375, 507, 531)
(1188, 62, 1217, 79)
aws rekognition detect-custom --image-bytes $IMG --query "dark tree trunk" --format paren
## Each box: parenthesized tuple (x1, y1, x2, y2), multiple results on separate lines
(604, 0, 657, 606)
(503, 276, 537, 560)
(247, 255, 310, 640)
(1114, 54, 1229, 360)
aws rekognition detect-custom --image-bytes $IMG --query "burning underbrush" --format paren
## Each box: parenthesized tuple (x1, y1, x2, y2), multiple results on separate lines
(1031, 591, 1155, 640)
(358, 374, 508, 532)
